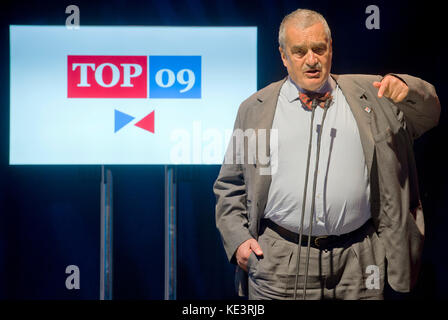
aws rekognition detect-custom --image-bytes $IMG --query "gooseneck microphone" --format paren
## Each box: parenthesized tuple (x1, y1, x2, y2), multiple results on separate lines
(293, 97, 332, 300)
(293, 98, 317, 300)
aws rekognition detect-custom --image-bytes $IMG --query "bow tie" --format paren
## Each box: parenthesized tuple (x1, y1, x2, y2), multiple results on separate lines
(298, 91, 332, 110)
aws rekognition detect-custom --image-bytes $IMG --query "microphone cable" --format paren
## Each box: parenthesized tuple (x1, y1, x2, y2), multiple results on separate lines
(293, 98, 317, 300)
(293, 98, 332, 300)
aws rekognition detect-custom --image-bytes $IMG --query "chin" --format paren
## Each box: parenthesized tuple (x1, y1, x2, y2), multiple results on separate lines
(306, 78, 326, 90)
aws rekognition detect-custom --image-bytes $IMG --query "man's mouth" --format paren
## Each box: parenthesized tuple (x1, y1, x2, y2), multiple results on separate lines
(304, 69, 321, 77)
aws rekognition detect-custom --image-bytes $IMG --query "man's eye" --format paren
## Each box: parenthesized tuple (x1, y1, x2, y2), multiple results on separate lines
(313, 47, 326, 54)
(294, 50, 306, 56)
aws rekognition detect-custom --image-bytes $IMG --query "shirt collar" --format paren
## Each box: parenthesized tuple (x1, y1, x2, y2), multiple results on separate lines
(284, 75, 337, 103)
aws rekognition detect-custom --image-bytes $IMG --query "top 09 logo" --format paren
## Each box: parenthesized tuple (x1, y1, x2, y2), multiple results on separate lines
(67, 55, 201, 98)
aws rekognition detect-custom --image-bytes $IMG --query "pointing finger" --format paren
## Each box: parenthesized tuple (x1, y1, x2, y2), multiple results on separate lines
(377, 78, 389, 98)
(372, 81, 381, 88)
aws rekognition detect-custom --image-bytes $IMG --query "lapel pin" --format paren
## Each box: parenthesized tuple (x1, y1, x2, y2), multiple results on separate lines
(363, 106, 372, 113)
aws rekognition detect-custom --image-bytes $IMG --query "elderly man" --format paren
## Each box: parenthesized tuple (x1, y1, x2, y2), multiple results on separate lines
(214, 9, 440, 300)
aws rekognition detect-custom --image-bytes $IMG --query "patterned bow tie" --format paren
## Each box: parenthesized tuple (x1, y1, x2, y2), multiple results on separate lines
(298, 91, 332, 110)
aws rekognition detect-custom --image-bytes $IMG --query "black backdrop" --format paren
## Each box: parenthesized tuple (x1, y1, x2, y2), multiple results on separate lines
(0, 0, 446, 299)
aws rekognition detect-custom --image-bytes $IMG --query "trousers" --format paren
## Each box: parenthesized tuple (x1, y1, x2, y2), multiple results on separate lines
(247, 219, 386, 300)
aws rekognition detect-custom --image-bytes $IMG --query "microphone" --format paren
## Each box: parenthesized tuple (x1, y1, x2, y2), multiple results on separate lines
(293, 98, 317, 300)
(293, 97, 330, 300)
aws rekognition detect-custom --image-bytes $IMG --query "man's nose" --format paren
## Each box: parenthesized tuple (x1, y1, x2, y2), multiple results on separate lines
(306, 50, 318, 66)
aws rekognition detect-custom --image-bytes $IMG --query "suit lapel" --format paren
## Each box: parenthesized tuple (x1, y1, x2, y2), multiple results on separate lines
(332, 74, 375, 176)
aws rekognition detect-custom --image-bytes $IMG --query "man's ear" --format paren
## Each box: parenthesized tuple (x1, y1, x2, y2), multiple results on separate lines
(329, 39, 333, 57)
(279, 46, 288, 68)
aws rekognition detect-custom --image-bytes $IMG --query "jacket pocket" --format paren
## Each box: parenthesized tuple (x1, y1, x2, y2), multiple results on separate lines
(247, 251, 259, 272)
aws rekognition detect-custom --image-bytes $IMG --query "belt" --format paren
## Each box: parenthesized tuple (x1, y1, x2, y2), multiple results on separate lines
(260, 218, 372, 249)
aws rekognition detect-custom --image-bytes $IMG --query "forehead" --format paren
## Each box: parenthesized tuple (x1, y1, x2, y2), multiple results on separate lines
(284, 22, 329, 46)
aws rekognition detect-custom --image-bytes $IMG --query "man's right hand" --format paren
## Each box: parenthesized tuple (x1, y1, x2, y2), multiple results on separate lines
(236, 238, 264, 272)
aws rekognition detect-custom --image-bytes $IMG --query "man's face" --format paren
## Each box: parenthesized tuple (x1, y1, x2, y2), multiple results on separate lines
(279, 22, 332, 92)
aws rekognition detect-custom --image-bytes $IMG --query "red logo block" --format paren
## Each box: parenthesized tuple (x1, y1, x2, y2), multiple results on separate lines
(67, 55, 147, 98)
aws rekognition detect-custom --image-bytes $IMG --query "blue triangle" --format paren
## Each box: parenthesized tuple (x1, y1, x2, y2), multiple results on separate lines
(114, 109, 135, 133)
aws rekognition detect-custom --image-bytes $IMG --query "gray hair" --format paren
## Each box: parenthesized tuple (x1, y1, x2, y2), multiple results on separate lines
(278, 9, 332, 49)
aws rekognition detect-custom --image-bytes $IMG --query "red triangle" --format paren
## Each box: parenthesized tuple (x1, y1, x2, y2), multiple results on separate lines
(134, 111, 155, 133)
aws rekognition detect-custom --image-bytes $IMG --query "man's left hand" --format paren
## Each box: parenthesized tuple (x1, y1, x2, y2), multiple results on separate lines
(373, 75, 409, 103)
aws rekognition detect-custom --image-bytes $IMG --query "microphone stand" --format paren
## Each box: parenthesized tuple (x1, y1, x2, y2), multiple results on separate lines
(293, 98, 331, 300)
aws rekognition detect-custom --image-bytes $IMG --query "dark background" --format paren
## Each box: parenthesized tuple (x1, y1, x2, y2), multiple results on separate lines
(0, 0, 446, 299)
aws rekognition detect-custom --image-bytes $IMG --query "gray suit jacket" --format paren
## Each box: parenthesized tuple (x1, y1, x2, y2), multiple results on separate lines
(213, 73, 440, 296)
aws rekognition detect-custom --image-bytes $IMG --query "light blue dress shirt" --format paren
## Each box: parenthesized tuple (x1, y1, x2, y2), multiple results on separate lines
(263, 76, 371, 236)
